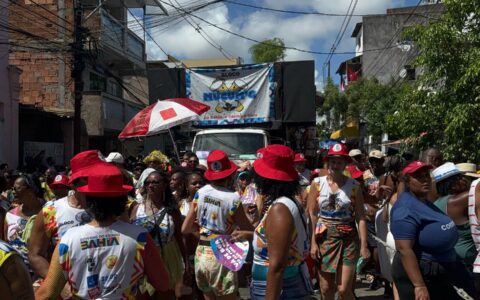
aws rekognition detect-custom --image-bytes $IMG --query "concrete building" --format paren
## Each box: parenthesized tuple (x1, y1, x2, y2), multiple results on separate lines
(7, 0, 150, 168)
(337, 3, 444, 85)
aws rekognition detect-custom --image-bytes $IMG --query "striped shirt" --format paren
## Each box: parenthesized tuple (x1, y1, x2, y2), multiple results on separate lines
(468, 179, 480, 273)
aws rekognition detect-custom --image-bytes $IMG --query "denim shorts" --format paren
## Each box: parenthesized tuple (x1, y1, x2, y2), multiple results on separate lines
(250, 273, 311, 300)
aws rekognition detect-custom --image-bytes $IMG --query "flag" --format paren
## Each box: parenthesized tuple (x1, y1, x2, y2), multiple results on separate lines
(347, 66, 359, 82)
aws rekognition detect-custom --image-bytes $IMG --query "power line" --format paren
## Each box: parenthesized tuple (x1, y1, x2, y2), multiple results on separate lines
(168, 0, 234, 59)
(363, 0, 423, 77)
(0, 3, 72, 42)
(223, 0, 440, 20)
(121, 1, 170, 59)
(368, 3, 436, 80)
(327, 0, 354, 60)
(158, 0, 401, 56)
(27, 0, 74, 26)
(0, 21, 70, 51)
(7, 0, 74, 34)
(323, 0, 357, 81)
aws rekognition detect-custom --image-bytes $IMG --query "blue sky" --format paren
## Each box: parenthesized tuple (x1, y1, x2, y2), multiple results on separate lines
(137, 0, 420, 90)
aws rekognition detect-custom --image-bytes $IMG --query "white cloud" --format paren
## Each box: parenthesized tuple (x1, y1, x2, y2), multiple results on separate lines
(143, 0, 408, 89)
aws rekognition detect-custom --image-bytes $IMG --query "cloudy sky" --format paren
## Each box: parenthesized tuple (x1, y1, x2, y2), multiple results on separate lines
(132, 0, 419, 90)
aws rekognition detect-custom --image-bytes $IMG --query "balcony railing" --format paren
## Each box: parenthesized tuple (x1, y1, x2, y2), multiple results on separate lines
(126, 31, 144, 62)
(99, 10, 145, 65)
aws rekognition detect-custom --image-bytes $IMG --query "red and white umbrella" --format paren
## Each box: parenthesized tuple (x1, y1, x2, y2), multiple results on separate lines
(119, 98, 209, 139)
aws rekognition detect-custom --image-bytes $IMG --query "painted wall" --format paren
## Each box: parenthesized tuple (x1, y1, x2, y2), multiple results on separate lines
(0, 0, 20, 168)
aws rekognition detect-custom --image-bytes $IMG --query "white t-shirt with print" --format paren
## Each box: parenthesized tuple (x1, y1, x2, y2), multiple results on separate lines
(58, 221, 148, 299)
(193, 184, 241, 237)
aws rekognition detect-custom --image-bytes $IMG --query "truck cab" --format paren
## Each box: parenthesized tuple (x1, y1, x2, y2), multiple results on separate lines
(191, 129, 269, 166)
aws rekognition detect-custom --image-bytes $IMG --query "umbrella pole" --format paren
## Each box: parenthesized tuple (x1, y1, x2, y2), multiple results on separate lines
(168, 129, 181, 163)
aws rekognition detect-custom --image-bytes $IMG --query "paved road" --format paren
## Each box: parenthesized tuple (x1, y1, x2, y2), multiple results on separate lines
(239, 277, 389, 299)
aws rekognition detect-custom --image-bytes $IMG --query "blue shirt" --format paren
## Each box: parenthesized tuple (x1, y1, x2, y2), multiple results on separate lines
(391, 192, 458, 262)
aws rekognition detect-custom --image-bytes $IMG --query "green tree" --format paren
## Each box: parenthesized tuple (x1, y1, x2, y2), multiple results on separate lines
(318, 78, 348, 130)
(346, 78, 412, 139)
(249, 38, 286, 63)
(388, 0, 480, 161)
(318, 77, 412, 142)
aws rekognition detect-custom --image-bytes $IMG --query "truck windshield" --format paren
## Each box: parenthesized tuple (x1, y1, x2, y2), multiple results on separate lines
(193, 133, 265, 158)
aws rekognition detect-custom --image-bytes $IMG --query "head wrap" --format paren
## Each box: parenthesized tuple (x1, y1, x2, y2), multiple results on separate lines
(143, 150, 169, 164)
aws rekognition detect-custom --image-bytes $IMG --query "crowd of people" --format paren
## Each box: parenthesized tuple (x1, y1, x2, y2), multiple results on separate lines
(0, 144, 479, 300)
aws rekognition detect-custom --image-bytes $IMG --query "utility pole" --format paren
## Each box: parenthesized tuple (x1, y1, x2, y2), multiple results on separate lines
(73, 0, 85, 154)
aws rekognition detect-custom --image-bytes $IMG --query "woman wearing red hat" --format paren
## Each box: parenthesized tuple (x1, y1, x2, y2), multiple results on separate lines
(182, 150, 253, 300)
(307, 143, 370, 300)
(130, 171, 188, 299)
(390, 161, 475, 300)
(28, 150, 114, 287)
(36, 170, 169, 299)
(249, 144, 311, 300)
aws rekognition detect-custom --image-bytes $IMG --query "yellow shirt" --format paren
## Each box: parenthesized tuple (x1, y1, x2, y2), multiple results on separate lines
(0, 240, 17, 268)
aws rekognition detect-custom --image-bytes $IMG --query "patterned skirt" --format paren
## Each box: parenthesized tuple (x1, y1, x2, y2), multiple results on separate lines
(317, 224, 359, 273)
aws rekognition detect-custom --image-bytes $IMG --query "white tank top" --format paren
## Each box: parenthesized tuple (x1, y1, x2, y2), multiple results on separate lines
(58, 221, 148, 299)
(314, 176, 359, 225)
(5, 209, 28, 244)
(253, 197, 309, 266)
(194, 184, 241, 237)
(42, 196, 93, 243)
(179, 199, 190, 218)
(5, 208, 30, 268)
(468, 179, 480, 273)
(132, 203, 175, 246)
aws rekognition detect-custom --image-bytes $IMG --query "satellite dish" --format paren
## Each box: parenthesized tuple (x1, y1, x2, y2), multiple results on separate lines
(396, 41, 412, 52)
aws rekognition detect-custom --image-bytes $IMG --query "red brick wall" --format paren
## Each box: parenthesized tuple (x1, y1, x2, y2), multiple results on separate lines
(8, 0, 76, 112)
(9, 52, 73, 108)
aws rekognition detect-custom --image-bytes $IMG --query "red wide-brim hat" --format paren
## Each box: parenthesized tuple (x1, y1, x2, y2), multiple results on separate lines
(204, 150, 238, 181)
(69, 150, 111, 184)
(253, 145, 298, 182)
(77, 166, 133, 197)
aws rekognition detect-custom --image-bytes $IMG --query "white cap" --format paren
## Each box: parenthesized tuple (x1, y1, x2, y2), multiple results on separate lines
(432, 162, 462, 182)
(105, 152, 124, 164)
(349, 149, 362, 157)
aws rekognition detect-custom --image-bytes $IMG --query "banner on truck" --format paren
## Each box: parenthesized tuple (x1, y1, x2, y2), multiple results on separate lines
(186, 63, 274, 126)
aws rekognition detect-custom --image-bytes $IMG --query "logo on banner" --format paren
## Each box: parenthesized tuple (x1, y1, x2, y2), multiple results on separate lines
(187, 64, 273, 125)
(207, 78, 249, 113)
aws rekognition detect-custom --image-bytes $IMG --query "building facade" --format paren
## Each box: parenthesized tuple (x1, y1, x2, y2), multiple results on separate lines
(7, 0, 149, 168)
(337, 3, 444, 85)
(0, 0, 21, 168)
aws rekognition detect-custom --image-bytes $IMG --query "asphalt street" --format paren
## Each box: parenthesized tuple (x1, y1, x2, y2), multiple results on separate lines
(238, 276, 388, 300)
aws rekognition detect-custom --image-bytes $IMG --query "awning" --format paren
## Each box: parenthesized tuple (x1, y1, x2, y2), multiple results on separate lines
(330, 126, 360, 139)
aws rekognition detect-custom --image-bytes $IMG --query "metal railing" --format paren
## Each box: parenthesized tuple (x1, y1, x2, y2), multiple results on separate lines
(99, 10, 145, 64)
